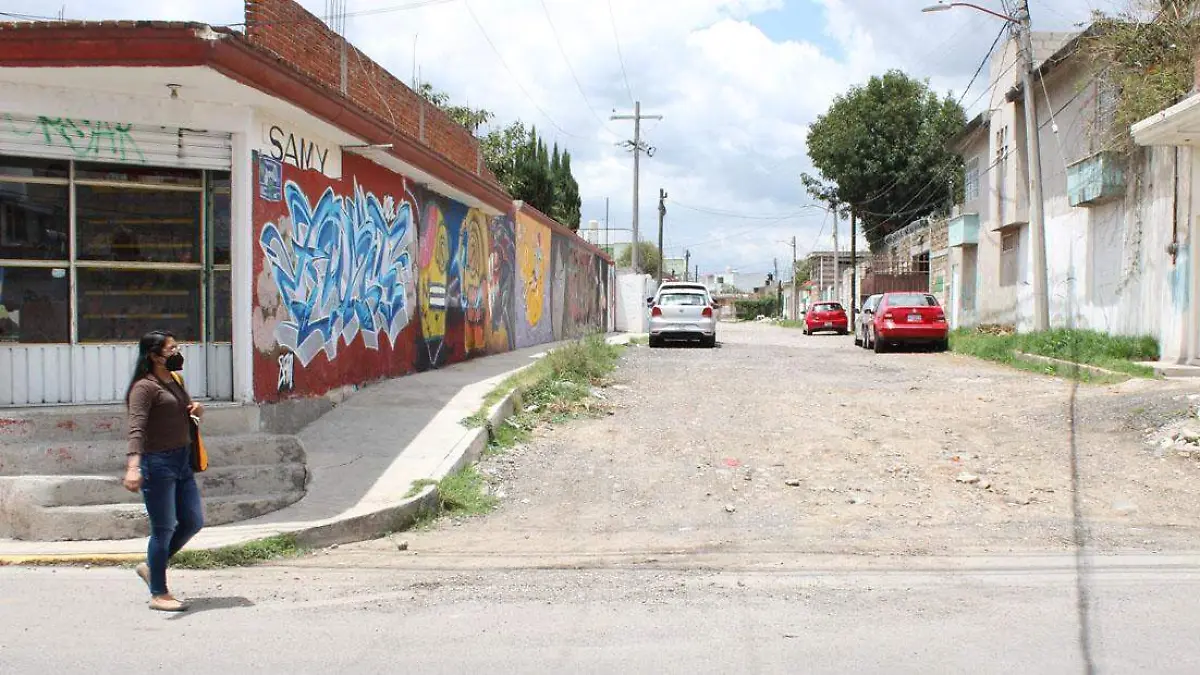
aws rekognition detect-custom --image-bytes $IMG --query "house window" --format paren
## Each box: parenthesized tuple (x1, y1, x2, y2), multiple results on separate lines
(964, 157, 980, 202)
(1000, 229, 1019, 287)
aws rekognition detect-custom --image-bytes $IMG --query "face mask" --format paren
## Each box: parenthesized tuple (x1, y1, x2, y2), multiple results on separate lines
(164, 353, 185, 372)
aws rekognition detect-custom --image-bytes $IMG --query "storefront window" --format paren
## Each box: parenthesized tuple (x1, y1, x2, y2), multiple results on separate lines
(75, 162, 202, 187)
(0, 156, 69, 180)
(0, 266, 70, 343)
(210, 172, 231, 266)
(75, 185, 202, 263)
(76, 267, 201, 342)
(0, 182, 70, 260)
(210, 270, 232, 342)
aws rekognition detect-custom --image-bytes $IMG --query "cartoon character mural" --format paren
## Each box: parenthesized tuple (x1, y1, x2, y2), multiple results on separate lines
(550, 236, 570, 341)
(418, 202, 451, 365)
(459, 208, 489, 355)
(486, 214, 517, 352)
(515, 213, 553, 348)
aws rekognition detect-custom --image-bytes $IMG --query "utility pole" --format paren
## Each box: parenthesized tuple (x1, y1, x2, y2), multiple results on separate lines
(774, 258, 782, 317)
(850, 209, 858, 320)
(1015, 0, 1050, 331)
(684, 249, 691, 281)
(611, 102, 663, 275)
(789, 236, 798, 320)
(657, 188, 668, 285)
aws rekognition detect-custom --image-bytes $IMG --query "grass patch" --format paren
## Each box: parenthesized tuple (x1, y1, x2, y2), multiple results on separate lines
(405, 478, 437, 498)
(171, 534, 301, 569)
(950, 328, 1159, 381)
(777, 320, 804, 329)
(628, 335, 649, 345)
(464, 333, 623, 428)
(435, 465, 497, 515)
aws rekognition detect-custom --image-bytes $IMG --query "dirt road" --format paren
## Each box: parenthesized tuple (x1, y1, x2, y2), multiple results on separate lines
(307, 321, 1200, 569)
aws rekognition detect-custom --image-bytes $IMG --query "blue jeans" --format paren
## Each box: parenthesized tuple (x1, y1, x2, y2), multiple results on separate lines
(140, 447, 204, 596)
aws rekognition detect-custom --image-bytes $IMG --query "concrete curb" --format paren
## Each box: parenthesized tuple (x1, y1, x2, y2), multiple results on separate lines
(0, 334, 633, 566)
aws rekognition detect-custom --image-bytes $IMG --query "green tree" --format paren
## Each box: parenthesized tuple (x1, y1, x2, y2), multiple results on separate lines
(618, 241, 661, 277)
(418, 85, 583, 230)
(550, 146, 582, 230)
(416, 83, 493, 133)
(803, 70, 967, 249)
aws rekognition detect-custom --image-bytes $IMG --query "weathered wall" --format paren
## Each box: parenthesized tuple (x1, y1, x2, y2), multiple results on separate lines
(252, 154, 610, 402)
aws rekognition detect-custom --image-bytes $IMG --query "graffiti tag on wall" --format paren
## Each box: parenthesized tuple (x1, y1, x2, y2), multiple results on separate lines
(5, 115, 146, 163)
(259, 179, 416, 366)
(277, 351, 295, 392)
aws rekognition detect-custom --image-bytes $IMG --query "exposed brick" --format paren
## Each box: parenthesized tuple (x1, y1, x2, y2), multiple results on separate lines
(241, 0, 489, 179)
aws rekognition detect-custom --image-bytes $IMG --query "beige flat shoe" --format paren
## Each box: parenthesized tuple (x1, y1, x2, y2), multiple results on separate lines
(148, 595, 187, 612)
(135, 563, 150, 589)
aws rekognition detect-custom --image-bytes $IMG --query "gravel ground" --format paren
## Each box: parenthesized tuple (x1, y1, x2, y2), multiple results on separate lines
(312, 321, 1200, 568)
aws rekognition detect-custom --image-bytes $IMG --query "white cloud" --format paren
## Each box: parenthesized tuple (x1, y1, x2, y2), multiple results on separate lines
(2, 0, 1116, 273)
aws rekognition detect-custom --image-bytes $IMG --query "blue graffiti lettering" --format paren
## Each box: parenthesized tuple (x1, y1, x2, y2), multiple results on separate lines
(260, 179, 415, 366)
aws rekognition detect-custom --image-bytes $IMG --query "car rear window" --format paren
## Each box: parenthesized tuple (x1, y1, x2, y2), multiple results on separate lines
(813, 303, 843, 312)
(659, 293, 708, 306)
(886, 293, 937, 307)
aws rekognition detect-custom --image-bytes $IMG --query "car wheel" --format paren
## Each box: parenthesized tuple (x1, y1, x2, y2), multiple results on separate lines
(853, 330, 862, 347)
(936, 339, 949, 353)
(873, 331, 887, 353)
(702, 335, 716, 348)
(648, 336, 660, 348)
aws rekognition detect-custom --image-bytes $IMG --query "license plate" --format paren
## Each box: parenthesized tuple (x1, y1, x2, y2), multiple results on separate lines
(824, 321, 832, 327)
(907, 314, 922, 322)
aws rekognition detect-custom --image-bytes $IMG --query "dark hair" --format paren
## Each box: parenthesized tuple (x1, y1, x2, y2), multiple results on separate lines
(125, 330, 175, 405)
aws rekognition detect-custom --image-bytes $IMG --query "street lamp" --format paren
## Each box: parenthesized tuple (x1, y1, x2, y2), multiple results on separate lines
(922, 0, 1050, 332)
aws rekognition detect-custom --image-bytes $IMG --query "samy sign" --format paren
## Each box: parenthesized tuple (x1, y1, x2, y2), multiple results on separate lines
(260, 117, 342, 179)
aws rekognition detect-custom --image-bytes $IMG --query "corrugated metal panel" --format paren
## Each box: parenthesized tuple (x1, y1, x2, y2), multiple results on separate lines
(0, 114, 231, 170)
(0, 343, 233, 406)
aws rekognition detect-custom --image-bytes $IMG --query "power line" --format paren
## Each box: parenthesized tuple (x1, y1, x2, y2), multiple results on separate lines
(606, 0, 636, 105)
(672, 202, 825, 220)
(462, 0, 584, 140)
(537, 0, 621, 138)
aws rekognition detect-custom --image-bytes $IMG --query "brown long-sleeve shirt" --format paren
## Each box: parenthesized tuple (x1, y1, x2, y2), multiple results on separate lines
(127, 375, 192, 457)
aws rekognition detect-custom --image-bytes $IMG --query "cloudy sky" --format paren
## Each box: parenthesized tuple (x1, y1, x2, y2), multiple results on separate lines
(6, 0, 1129, 275)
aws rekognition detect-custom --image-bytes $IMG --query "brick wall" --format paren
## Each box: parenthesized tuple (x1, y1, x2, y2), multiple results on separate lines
(244, 0, 495, 184)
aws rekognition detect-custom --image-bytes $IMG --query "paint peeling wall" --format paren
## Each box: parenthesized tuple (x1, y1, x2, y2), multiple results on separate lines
(251, 152, 610, 402)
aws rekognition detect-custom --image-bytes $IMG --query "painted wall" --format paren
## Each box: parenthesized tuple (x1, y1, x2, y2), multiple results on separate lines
(251, 152, 610, 402)
(965, 50, 1194, 361)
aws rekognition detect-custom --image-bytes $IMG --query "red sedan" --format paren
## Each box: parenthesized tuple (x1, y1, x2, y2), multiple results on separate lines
(863, 292, 949, 352)
(803, 302, 849, 335)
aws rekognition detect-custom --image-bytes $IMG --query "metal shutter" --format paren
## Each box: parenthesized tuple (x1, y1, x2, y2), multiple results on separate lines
(0, 113, 232, 170)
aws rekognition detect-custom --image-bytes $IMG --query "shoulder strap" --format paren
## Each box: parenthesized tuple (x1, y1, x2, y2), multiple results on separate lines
(170, 372, 183, 385)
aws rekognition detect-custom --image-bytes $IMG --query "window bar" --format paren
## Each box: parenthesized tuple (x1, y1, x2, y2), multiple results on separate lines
(68, 159, 79, 403)
(200, 170, 210, 347)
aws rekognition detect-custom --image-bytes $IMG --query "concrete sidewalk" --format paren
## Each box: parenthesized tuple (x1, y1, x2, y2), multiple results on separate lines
(0, 336, 632, 562)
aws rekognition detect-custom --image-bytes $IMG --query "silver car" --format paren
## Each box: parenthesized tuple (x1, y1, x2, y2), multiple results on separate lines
(648, 289, 717, 348)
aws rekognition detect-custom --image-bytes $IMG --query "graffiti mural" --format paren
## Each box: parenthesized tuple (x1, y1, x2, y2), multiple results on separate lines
(252, 153, 612, 401)
(515, 213, 554, 348)
(259, 179, 416, 367)
(460, 209, 490, 355)
(418, 202, 452, 366)
(487, 215, 517, 353)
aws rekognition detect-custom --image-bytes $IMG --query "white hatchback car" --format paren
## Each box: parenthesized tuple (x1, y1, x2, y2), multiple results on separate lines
(647, 288, 717, 348)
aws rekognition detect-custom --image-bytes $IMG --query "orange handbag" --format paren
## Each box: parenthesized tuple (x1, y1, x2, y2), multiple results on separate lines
(170, 372, 208, 472)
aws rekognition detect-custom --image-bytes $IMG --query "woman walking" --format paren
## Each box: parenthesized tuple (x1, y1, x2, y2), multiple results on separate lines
(122, 330, 204, 612)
